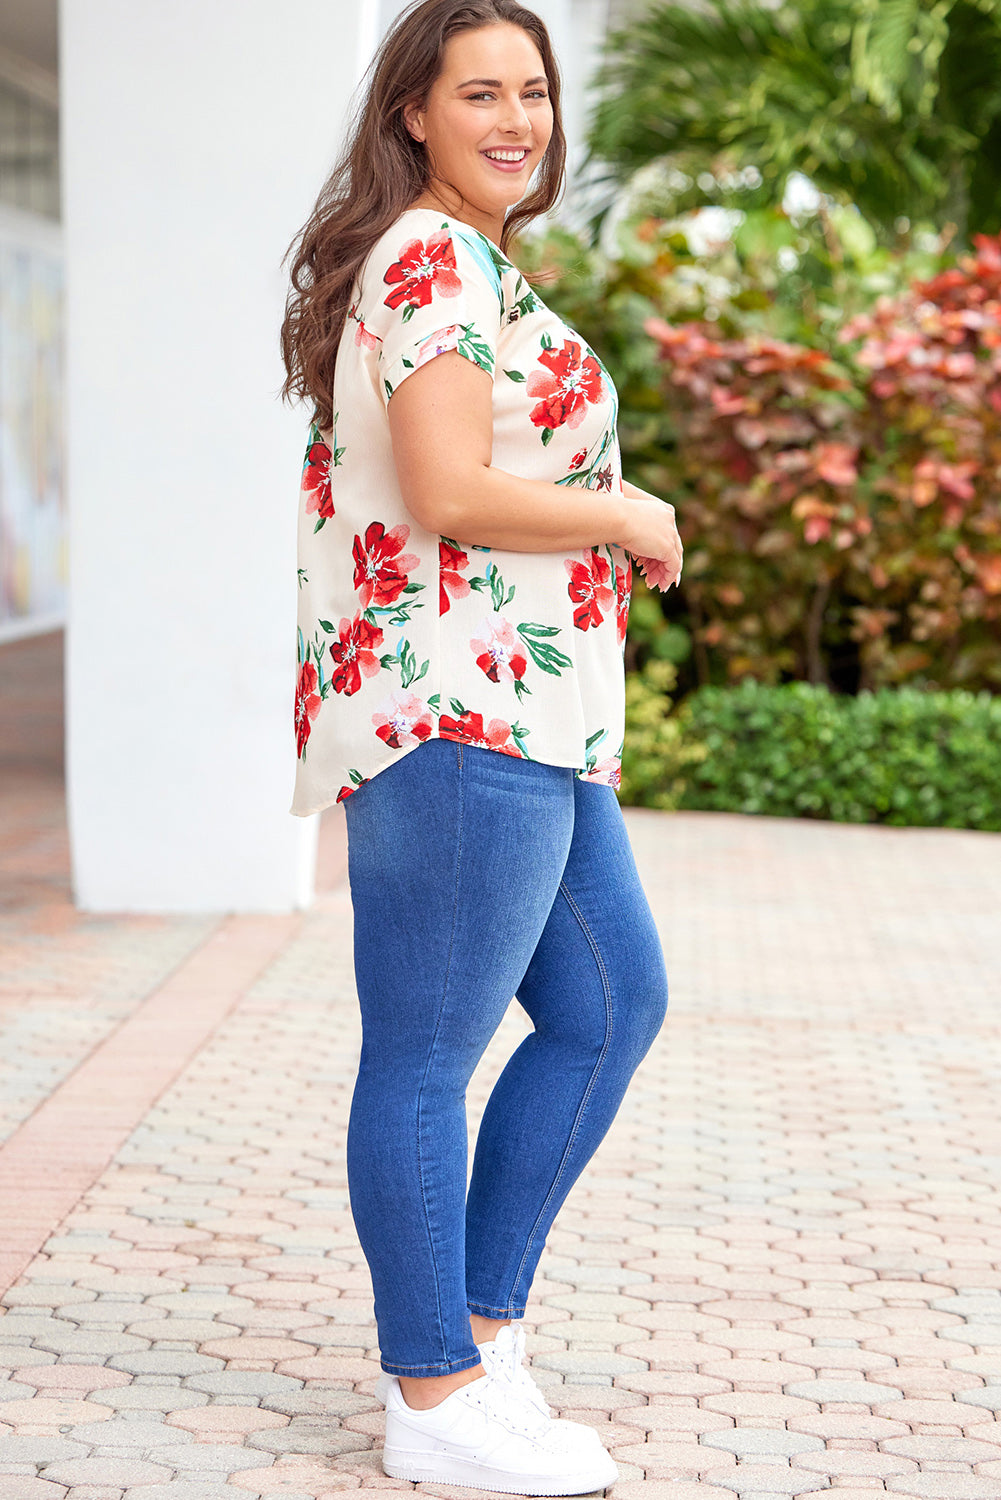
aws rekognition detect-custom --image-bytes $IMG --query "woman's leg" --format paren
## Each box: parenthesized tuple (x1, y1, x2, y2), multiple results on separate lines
(464, 778, 669, 1318)
(343, 738, 576, 1380)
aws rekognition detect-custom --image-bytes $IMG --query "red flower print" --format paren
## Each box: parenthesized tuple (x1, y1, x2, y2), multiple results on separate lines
(384, 231, 462, 311)
(329, 613, 384, 697)
(615, 562, 632, 645)
(586, 756, 622, 789)
(527, 340, 604, 432)
(336, 776, 369, 803)
(417, 324, 461, 368)
(440, 539, 471, 614)
(302, 441, 334, 519)
(595, 464, 613, 491)
(350, 303, 380, 350)
(294, 661, 321, 757)
(566, 549, 615, 631)
(439, 710, 522, 757)
(352, 521, 419, 608)
(470, 617, 528, 685)
(570, 449, 587, 470)
(372, 689, 434, 750)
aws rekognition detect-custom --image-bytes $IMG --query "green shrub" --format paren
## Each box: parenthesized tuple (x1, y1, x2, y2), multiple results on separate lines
(619, 661, 708, 810)
(621, 678, 1001, 830)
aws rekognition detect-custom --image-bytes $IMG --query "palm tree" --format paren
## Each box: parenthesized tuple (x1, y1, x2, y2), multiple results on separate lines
(588, 0, 1001, 242)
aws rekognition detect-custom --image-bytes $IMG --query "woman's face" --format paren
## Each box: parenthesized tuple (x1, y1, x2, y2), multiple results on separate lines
(405, 23, 554, 239)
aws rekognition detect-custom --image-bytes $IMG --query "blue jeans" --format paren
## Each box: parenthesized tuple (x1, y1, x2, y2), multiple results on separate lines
(343, 738, 669, 1377)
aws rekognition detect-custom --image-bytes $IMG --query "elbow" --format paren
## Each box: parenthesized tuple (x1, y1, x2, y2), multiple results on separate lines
(399, 469, 485, 538)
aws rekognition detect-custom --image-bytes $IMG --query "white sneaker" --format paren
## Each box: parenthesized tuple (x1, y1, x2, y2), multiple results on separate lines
(477, 1320, 551, 1417)
(379, 1368, 618, 1495)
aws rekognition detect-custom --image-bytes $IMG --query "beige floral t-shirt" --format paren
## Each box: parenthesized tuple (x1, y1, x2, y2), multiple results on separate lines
(290, 206, 631, 817)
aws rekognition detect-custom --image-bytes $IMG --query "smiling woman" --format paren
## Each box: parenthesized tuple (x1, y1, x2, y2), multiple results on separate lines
(401, 25, 555, 241)
(279, 2, 681, 1491)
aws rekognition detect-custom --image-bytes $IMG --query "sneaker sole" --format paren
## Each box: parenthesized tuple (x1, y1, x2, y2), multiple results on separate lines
(382, 1445, 618, 1494)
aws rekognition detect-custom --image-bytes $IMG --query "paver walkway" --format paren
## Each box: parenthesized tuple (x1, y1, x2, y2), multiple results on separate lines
(2, 632, 1001, 1499)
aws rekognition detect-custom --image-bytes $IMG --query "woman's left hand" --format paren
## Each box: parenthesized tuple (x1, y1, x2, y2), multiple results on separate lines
(635, 553, 680, 591)
(622, 480, 683, 591)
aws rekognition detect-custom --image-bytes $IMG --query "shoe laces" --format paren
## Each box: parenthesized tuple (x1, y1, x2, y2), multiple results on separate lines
(469, 1367, 553, 1440)
(490, 1322, 551, 1415)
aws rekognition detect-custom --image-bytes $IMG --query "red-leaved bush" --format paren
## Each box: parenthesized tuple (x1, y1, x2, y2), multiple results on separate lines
(645, 234, 1001, 689)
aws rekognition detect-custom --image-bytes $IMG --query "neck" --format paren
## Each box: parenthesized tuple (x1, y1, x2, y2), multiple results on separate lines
(410, 184, 505, 247)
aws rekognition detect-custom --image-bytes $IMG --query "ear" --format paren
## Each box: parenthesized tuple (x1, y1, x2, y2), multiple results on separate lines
(402, 100, 426, 143)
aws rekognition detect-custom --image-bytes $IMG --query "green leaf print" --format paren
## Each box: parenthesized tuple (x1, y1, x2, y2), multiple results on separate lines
(397, 638, 430, 690)
(457, 324, 495, 375)
(540, 332, 553, 350)
(365, 585, 427, 629)
(318, 619, 336, 633)
(297, 568, 308, 588)
(556, 430, 613, 489)
(517, 623, 573, 676)
(427, 693, 441, 713)
(510, 721, 531, 755)
(449, 697, 466, 716)
(585, 728, 608, 773)
(504, 369, 526, 382)
(511, 290, 541, 319)
(520, 638, 573, 675)
(402, 303, 416, 324)
(486, 564, 514, 613)
(585, 728, 606, 752)
(540, 427, 553, 447)
(514, 678, 531, 702)
(485, 241, 510, 281)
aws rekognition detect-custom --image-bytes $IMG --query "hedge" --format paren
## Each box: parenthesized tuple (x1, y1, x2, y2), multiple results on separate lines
(620, 676, 1001, 831)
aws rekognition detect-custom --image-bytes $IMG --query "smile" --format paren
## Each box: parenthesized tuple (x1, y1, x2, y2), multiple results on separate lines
(482, 148, 529, 168)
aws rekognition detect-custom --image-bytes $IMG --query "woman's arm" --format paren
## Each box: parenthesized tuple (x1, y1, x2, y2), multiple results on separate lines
(387, 351, 683, 574)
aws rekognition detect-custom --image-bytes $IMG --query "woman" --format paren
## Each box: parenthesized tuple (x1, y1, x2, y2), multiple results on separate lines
(281, 0, 682, 1490)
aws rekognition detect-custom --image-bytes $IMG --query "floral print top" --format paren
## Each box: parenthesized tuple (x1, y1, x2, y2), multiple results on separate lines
(291, 206, 631, 817)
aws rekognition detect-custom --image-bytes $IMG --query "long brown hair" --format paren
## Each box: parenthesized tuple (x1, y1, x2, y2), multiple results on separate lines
(280, 0, 566, 432)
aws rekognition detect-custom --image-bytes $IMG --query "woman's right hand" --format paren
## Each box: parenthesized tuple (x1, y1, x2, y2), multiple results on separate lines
(617, 494, 684, 590)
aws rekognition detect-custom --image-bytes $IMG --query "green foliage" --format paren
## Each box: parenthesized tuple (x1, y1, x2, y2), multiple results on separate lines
(522, 217, 1001, 696)
(619, 660, 708, 810)
(643, 679, 1001, 829)
(589, 0, 1001, 241)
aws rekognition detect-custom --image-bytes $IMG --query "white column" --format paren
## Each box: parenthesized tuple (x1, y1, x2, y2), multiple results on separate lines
(61, 0, 374, 911)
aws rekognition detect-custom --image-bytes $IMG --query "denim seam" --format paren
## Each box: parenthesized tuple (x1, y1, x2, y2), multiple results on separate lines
(467, 1296, 527, 1318)
(505, 876, 614, 1305)
(413, 743, 465, 1369)
(381, 1349, 483, 1378)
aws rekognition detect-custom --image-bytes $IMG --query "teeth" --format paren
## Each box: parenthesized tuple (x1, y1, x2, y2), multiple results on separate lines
(484, 149, 527, 162)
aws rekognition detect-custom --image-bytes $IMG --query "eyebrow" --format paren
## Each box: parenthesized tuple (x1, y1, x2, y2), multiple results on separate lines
(456, 76, 548, 88)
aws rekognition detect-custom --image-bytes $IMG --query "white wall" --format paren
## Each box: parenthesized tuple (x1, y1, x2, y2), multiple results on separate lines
(61, 0, 601, 913)
(61, 0, 373, 911)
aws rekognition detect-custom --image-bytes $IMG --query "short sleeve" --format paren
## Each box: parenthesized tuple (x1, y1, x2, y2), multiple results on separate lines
(372, 220, 504, 405)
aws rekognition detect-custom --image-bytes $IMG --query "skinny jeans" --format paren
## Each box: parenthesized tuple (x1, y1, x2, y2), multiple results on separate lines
(343, 737, 669, 1377)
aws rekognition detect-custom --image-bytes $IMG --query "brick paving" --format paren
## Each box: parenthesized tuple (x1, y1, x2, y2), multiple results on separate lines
(2, 631, 1001, 1498)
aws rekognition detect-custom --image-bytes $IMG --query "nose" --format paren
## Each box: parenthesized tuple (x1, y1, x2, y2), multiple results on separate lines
(500, 94, 531, 135)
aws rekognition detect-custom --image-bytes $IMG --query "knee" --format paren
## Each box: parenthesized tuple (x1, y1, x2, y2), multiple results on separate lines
(615, 953, 669, 1065)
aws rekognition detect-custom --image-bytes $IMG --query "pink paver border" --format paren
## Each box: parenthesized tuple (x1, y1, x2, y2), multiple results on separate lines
(0, 911, 301, 1294)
